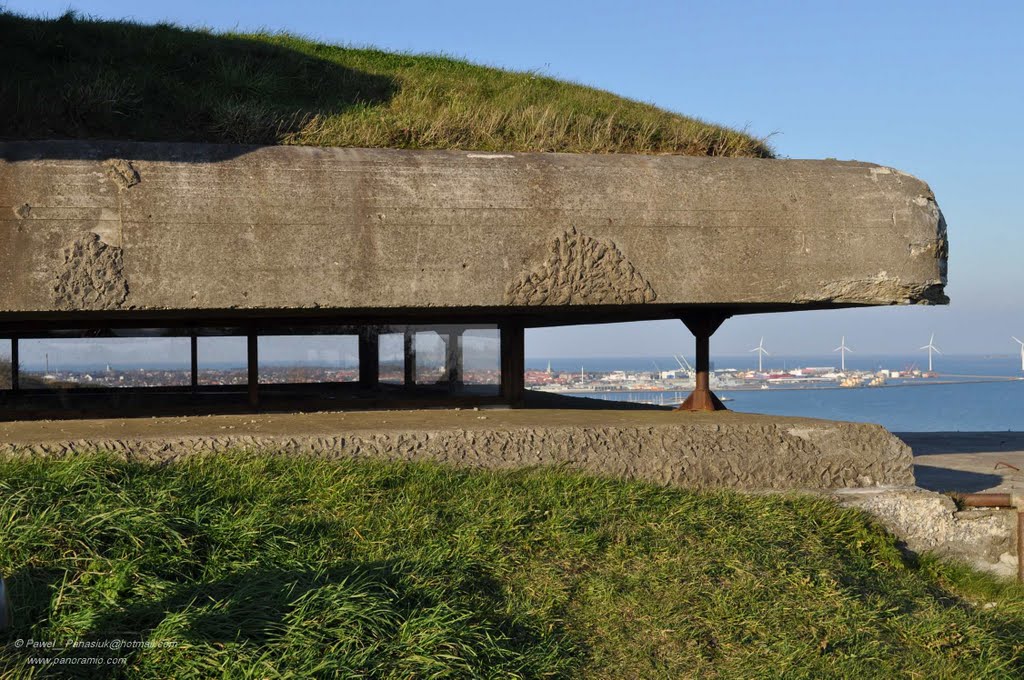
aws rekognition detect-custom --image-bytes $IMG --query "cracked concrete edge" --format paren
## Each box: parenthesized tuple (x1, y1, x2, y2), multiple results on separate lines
(832, 486, 1019, 579)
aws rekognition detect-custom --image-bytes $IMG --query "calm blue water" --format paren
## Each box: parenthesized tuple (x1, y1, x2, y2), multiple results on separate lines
(529, 355, 1024, 432)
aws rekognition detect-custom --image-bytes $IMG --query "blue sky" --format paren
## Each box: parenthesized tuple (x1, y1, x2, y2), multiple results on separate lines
(5, 0, 1023, 359)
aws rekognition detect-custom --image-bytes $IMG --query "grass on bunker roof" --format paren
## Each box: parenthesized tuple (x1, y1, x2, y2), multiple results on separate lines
(0, 11, 772, 157)
(2, 453, 1024, 678)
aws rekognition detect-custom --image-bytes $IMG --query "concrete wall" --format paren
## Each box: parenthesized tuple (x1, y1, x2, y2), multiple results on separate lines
(0, 418, 913, 490)
(0, 141, 947, 321)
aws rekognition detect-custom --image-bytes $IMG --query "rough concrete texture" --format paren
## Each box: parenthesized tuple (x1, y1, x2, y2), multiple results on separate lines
(52, 233, 128, 310)
(0, 141, 947, 318)
(505, 226, 658, 305)
(0, 409, 912, 490)
(835, 487, 1019, 579)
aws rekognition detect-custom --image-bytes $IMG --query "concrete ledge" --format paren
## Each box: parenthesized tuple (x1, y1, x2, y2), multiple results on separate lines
(0, 142, 947, 320)
(0, 409, 912, 490)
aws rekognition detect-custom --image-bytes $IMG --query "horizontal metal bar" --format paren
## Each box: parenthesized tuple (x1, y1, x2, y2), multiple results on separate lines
(957, 493, 1014, 508)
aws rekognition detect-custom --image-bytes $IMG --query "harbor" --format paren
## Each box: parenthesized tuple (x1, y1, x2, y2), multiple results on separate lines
(526, 354, 1024, 407)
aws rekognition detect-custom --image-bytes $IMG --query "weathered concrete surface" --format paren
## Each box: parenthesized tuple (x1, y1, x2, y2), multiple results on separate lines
(0, 141, 947, 320)
(835, 487, 1019, 579)
(0, 409, 912, 490)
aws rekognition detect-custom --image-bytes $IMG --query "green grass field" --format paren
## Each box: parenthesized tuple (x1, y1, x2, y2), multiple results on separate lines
(0, 11, 771, 157)
(1, 453, 1023, 678)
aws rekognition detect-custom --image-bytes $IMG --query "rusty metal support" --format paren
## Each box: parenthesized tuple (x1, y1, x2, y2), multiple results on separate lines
(10, 336, 18, 392)
(403, 328, 416, 388)
(676, 312, 731, 412)
(247, 333, 259, 408)
(956, 493, 1023, 583)
(445, 328, 464, 390)
(190, 334, 198, 393)
(358, 327, 380, 389)
(958, 493, 1013, 508)
(500, 323, 526, 407)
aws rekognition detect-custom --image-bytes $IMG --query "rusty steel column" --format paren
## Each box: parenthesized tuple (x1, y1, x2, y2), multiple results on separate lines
(445, 328, 464, 390)
(190, 334, 198, 393)
(676, 312, 731, 412)
(10, 336, 18, 392)
(247, 333, 259, 408)
(403, 328, 416, 388)
(500, 323, 525, 407)
(358, 327, 380, 389)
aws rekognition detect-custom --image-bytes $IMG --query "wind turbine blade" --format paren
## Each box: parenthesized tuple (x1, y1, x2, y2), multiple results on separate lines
(834, 346, 842, 352)
(933, 346, 942, 354)
(919, 345, 930, 350)
(1013, 336, 1023, 345)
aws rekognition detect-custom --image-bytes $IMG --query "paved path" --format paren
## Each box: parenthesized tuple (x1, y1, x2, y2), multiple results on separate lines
(898, 432, 1024, 494)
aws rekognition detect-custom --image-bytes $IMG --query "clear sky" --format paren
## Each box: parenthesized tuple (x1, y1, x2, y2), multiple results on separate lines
(5, 0, 1023, 359)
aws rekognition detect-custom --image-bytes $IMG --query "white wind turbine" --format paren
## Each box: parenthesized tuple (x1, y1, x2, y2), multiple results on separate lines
(919, 333, 942, 372)
(1013, 336, 1024, 372)
(833, 336, 852, 372)
(750, 337, 770, 372)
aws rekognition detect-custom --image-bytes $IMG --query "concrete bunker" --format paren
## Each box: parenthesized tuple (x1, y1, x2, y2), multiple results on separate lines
(0, 141, 947, 420)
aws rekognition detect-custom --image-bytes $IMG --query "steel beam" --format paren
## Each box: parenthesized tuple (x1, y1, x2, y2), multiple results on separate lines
(500, 324, 526, 407)
(403, 328, 416, 388)
(676, 312, 730, 412)
(10, 336, 18, 392)
(247, 333, 259, 407)
(190, 334, 198, 393)
(359, 328, 380, 389)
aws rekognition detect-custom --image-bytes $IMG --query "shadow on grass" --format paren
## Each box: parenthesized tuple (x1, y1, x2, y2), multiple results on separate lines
(0, 11, 398, 154)
(1, 558, 577, 677)
(1, 568, 66, 639)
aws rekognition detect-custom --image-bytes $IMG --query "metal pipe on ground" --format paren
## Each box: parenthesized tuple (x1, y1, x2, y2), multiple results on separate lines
(953, 493, 1024, 583)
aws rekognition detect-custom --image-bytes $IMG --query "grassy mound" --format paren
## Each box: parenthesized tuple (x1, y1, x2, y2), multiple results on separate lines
(0, 11, 771, 157)
(1, 454, 1022, 678)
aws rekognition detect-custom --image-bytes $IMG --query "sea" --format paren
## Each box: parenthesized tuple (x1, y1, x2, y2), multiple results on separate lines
(527, 355, 1024, 432)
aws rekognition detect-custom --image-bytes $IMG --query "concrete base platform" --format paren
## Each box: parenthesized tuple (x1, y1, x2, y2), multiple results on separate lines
(0, 409, 912, 490)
